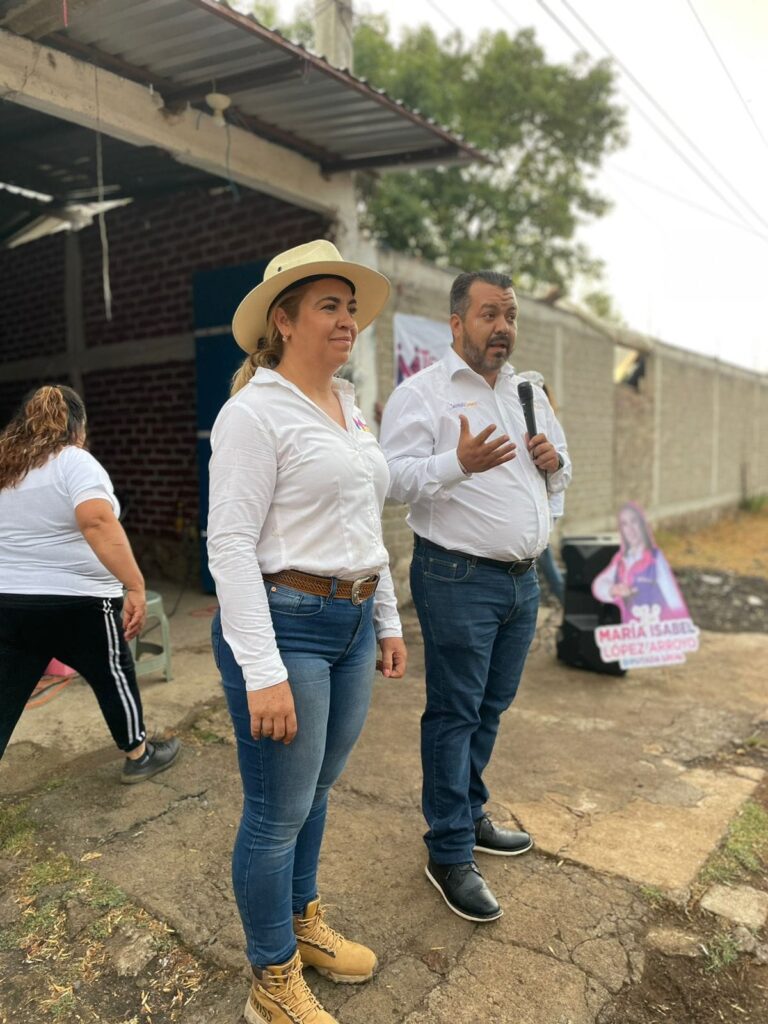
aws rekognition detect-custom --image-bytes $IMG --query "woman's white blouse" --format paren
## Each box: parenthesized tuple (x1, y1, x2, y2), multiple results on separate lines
(207, 368, 402, 691)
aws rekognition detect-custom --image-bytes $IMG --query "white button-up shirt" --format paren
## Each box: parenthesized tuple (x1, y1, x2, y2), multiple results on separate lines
(380, 348, 571, 561)
(208, 368, 402, 691)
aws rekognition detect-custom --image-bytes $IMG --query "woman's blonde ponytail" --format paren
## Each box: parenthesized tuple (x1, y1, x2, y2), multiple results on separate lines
(0, 384, 86, 491)
(229, 284, 309, 396)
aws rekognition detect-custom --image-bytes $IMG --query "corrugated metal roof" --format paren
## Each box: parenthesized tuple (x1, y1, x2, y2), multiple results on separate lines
(23, 0, 484, 172)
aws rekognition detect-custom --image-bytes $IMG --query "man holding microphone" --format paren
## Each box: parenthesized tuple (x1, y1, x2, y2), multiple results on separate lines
(380, 270, 570, 922)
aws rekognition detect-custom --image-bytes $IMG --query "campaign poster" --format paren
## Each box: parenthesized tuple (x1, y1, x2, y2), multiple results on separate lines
(393, 312, 452, 384)
(591, 502, 699, 670)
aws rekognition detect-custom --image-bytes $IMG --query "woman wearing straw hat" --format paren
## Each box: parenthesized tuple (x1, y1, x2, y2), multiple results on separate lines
(208, 240, 407, 1024)
(0, 384, 180, 780)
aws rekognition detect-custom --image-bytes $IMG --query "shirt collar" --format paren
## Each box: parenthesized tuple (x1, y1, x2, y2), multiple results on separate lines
(444, 346, 516, 385)
(250, 366, 356, 400)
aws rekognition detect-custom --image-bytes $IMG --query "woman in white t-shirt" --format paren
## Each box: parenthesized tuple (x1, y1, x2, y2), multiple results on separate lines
(0, 384, 180, 782)
(207, 240, 407, 1024)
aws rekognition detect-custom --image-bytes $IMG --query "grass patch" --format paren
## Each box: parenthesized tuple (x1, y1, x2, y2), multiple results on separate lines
(702, 932, 739, 973)
(639, 885, 667, 907)
(739, 494, 768, 514)
(12, 898, 68, 959)
(701, 800, 768, 884)
(48, 989, 77, 1021)
(190, 724, 226, 745)
(0, 802, 36, 854)
(82, 875, 128, 911)
(42, 777, 67, 793)
(21, 853, 79, 896)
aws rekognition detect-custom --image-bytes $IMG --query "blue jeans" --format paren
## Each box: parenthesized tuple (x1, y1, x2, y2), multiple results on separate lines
(212, 584, 376, 968)
(410, 538, 540, 864)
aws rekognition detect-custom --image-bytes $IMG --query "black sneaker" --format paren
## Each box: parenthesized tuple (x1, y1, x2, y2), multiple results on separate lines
(121, 738, 180, 785)
(425, 859, 502, 923)
(473, 814, 533, 857)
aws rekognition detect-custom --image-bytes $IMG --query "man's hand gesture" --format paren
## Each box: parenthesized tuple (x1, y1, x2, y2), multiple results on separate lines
(457, 415, 517, 474)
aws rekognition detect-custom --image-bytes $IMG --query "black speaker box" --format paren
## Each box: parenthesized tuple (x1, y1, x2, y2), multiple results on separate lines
(556, 535, 627, 676)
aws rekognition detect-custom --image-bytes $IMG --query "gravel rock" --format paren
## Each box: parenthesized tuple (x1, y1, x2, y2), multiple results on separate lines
(105, 924, 157, 977)
(674, 569, 768, 633)
(646, 926, 702, 957)
(700, 885, 768, 930)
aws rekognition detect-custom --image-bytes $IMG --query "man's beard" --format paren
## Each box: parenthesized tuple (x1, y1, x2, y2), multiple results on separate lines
(463, 332, 512, 374)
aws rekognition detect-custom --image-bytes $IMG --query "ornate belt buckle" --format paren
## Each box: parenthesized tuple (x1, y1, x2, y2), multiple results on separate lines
(351, 576, 373, 605)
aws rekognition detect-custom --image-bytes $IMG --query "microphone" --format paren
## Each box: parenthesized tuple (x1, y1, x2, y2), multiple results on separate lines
(517, 381, 538, 440)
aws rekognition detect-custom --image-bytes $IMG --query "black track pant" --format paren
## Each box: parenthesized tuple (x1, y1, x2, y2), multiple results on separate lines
(0, 594, 147, 760)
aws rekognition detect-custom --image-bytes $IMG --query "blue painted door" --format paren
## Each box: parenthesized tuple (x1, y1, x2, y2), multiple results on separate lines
(193, 261, 267, 592)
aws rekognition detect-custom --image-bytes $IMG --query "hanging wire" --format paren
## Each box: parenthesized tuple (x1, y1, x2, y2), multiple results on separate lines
(93, 66, 113, 321)
(225, 122, 240, 201)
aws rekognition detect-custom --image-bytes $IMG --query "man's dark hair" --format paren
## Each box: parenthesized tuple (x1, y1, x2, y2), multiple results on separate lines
(450, 271, 513, 319)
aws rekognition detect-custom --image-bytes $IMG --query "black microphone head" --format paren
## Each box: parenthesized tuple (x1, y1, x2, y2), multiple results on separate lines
(517, 380, 534, 403)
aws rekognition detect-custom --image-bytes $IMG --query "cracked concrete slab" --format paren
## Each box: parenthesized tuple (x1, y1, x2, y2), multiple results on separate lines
(401, 943, 609, 1024)
(4, 587, 768, 1022)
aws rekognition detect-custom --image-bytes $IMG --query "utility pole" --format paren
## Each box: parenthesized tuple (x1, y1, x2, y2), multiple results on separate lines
(314, 0, 354, 72)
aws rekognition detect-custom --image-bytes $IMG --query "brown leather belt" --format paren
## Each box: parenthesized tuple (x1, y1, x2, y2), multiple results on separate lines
(263, 569, 379, 606)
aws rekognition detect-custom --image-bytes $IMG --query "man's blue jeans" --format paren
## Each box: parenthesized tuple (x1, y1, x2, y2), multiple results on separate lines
(410, 538, 539, 864)
(212, 584, 376, 968)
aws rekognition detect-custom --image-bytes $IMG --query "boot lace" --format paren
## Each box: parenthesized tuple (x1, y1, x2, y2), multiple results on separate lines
(296, 904, 343, 955)
(263, 955, 323, 1023)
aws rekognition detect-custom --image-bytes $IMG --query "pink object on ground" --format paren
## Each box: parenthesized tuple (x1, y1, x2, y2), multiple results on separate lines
(45, 658, 77, 677)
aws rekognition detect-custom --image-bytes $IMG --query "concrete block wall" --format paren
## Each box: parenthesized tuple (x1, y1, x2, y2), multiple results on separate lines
(613, 368, 655, 512)
(551, 316, 615, 531)
(657, 355, 716, 508)
(651, 345, 768, 521)
(758, 380, 768, 491)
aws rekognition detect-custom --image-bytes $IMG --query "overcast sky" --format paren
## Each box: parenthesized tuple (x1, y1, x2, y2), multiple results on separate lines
(254, 0, 768, 372)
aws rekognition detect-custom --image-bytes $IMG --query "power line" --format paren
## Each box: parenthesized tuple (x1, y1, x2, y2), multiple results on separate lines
(489, 0, 522, 32)
(684, 0, 768, 156)
(533, 0, 767, 238)
(556, 0, 768, 233)
(425, 0, 461, 33)
(612, 165, 768, 242)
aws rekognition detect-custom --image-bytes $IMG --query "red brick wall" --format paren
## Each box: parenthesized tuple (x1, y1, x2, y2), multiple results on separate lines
(1, 186, 329, 548)
(0, 233, 67, 361)
(82, 361, 198, 537)
(80, 187, 328, 346)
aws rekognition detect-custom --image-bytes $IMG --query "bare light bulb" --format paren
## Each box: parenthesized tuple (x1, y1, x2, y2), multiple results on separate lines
(205, 92, 231, 128)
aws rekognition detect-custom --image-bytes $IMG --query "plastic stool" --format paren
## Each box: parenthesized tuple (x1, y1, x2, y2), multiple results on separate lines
(129, 590, 173, 682)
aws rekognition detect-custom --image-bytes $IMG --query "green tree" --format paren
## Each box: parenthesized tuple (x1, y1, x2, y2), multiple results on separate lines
(581, 289, 626, 326)
(248, 5, 627, 294)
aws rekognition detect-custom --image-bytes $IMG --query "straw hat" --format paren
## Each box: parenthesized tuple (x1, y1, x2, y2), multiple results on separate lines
(231, 239, 391, 353)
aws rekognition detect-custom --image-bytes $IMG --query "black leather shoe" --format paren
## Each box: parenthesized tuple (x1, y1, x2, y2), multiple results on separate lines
(425, 859, 502, 922)
(121, 738, 181, 785)
(473, 814, 533, 857)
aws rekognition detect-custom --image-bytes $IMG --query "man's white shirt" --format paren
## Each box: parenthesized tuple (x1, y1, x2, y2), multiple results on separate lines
(380, 348, 571, 561)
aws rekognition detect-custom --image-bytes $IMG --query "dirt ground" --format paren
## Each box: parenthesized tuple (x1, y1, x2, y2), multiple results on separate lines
(656, 506, 768, 577)
(599, 504, 768, 1023)
(1, 508, 767, 1024)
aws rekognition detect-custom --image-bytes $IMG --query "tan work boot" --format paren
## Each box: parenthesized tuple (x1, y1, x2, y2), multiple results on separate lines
(245, 949, 337, 1024)
(293, 898, 377, 984)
